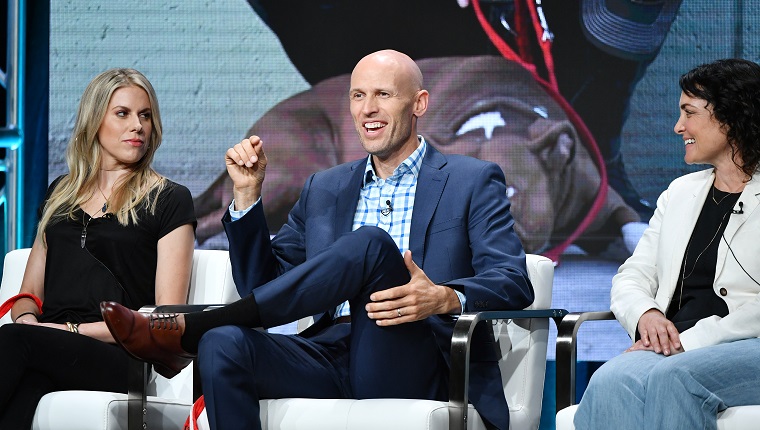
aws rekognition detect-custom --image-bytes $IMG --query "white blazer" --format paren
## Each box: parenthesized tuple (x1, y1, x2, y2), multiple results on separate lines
(611, 168, 760, 351)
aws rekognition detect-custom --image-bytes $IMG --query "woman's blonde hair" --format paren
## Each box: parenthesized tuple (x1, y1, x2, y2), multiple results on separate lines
(37, 68, 167, 242)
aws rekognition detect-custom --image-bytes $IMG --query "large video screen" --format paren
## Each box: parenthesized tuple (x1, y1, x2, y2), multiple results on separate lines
(49, 0, 758, 360)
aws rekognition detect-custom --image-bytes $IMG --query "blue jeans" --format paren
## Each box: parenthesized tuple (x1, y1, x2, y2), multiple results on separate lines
(574, 338, 760, 430)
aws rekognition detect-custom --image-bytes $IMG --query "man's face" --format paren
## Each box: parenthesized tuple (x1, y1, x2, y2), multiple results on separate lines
(349, 57, 422, 162)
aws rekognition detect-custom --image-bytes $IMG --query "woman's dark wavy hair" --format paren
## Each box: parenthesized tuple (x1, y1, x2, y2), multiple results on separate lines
(680, 58, 760, 179)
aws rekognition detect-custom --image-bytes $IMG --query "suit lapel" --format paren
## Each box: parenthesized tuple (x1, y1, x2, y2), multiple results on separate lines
(722, 178, 760, 241)
(334, 159, 366, 238)
(717, 177, 760, 278)
(311, 159, 364, 324)
(409, 146, 449, 268)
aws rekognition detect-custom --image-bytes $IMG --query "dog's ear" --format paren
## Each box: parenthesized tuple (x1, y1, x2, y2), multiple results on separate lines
(527, 118, 577, 172)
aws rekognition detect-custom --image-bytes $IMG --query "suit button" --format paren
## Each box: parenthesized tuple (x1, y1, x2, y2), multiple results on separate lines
(719, 288, 728, 296)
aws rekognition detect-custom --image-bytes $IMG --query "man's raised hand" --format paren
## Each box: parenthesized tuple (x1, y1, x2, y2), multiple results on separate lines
(225, 135, 268, 210)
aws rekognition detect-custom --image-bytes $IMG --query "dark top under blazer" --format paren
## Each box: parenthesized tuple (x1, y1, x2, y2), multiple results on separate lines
(223, 144, 534, 429)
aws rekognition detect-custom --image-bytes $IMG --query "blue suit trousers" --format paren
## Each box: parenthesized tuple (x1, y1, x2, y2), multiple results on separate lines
(197, 227, 449, 430)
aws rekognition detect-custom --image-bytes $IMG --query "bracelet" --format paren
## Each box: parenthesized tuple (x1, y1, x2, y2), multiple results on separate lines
(65, 321, 79, 334)
(14, 311, 37, 323)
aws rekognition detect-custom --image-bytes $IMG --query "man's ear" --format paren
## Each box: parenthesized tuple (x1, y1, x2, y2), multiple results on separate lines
(413, 89, 429, 118)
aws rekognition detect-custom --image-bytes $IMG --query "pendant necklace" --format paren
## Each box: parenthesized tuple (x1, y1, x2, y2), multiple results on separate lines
(81, 187, 109, 248)
(711, 185, 732, 205)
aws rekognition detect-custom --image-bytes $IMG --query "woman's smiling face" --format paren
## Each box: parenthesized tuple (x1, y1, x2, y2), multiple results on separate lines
(673, 91, 731, 167)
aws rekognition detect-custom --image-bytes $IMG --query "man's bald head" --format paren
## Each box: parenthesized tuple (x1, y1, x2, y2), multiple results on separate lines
(352, 49, 424, 92)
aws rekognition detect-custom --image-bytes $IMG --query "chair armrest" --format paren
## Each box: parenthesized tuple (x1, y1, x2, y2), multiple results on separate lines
(448, 309, 567, 430)
(140, 304, 225, 313)
(555, 311, 615, 413)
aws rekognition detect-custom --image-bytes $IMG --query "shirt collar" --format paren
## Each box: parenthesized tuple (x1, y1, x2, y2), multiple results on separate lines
(363, 136, 427, 186)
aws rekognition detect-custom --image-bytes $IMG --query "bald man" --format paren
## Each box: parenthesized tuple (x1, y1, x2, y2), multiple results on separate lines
(102, 50, 533, 430)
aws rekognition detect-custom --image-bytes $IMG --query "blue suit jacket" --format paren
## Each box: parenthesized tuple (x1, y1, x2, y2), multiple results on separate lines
(223, 144, 533, 429)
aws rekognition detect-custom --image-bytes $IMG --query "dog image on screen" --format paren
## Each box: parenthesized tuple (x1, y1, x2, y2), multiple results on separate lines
(194, 56, 644, 257)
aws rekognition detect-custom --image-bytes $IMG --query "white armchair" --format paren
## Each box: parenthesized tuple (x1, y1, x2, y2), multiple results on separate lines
(554, 311, 760, 430)
(0, 248, 238, 430)
(190, 253, 564, 430)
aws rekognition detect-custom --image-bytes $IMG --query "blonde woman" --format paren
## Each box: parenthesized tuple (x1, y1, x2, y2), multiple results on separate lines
(0, 68, 196, 428)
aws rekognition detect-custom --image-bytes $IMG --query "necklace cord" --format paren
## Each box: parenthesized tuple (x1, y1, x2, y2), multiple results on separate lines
(677, 188, 744, 309)
(97, 185, 110, 213)
(81, 186, 110, 248)
(711, 186, 733, 206)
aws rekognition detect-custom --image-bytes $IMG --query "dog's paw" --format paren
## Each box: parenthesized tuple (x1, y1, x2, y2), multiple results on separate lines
(621, 222, 649, 254)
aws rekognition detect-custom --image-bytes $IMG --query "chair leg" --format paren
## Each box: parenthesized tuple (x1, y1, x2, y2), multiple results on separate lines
(193, 361, 203, 401)
(555, 311, 615, 413)
(128, 358, 148, 430)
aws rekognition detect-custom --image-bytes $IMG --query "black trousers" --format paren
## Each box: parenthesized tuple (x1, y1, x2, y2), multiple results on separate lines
(0, 323, 131, 429)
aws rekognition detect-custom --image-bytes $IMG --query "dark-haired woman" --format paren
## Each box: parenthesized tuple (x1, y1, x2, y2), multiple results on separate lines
(574, 58, 760, 430)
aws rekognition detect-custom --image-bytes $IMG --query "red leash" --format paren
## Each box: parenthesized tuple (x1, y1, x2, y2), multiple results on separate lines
(472, 0, 608, 263)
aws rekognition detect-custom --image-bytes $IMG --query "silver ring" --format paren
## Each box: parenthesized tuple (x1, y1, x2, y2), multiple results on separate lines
(397, 308, 402, 318)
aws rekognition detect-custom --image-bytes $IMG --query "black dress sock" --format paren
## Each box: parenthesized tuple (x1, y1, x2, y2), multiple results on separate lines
(180, 294, 261, 353)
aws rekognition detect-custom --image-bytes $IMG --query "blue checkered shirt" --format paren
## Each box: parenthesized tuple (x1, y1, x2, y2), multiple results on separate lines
(334, 137, 465, 318)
